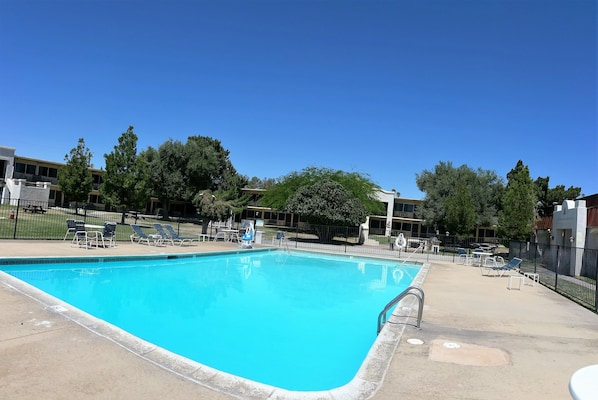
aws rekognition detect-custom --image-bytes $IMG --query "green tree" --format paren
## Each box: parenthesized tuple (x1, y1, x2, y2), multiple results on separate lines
(498, 160, 536, 240)
(286, 178, 368, 226)
(141, 136, 247, 220)
(140, 140, 187, 220)
(535, 176, 581, 217)
(184, 136, 245, 198)
(100, 126, 151, 224)
(444, 182, 476, 235)
(415, 161, 503, 236)
(286, 178, 369, 242)
(58, 138, 93, 213)
(246, 176, 276, 189)
(260, 167, 383, 216)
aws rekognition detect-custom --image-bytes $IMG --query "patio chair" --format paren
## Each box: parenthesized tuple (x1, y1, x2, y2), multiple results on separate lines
(163, 224, 198, 246)
(481, 257, 522, 277)
(130, 224, 161, 246)
(71, 221, 89, 248)
(89, 222, 117, 248)
(457, 248, 471, 265)
(64, 219, 78, 241)
(483, 255, 505, 268)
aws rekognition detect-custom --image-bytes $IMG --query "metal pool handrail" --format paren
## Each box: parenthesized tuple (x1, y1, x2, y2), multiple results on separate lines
(377, 286, 424, 335)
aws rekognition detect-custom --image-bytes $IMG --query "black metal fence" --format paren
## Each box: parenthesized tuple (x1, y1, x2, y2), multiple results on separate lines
(0, 198, 196, 242)
(509, 240, 598, 312)
(1, 201, 596, 313)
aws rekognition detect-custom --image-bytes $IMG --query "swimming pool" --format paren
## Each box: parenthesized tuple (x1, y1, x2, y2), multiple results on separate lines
(0, 249, 425, 397)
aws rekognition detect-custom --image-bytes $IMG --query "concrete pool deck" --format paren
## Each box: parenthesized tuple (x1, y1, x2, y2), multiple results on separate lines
(1, 240, 597, 399)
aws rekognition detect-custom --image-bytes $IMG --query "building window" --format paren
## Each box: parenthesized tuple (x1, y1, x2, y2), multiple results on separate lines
(15, 163, 26, 173)
(49, 190, 56, 199)
(26, 164, 36, 174)
(49, 168, 58, 178)
(394, 203, 415, 213)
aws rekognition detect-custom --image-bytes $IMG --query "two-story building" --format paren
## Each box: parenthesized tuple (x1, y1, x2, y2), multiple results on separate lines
(0, 146, 104, 209)
(1, 144, 500, 243)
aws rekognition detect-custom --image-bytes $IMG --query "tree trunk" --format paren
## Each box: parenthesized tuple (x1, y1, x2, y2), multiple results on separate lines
(202, 219, 210, 234)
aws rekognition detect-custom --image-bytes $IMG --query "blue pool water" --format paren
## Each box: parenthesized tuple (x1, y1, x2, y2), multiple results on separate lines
(1, 250, 420, 391)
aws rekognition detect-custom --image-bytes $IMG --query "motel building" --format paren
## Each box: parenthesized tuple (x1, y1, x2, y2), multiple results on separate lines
(0, 144, 561, 246)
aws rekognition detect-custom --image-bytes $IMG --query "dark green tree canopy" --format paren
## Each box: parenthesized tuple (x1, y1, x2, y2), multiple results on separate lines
(535, 176, 581, 217)
(140, 139, 188, 219)
(58, 138, 93, 206)
(139, 136, 246, 220)
(498, 160, 536, 240)
(245, 176, 276, 189)
(415, 161, 503, 236)
(185, 136, 244, 197)
(101, 126, 150, 219)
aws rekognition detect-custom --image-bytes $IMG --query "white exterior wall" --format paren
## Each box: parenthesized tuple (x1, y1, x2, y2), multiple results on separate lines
(552, 200, 587, 276)
(0, 146, 16, 204)
(3, 179, 50, 206)
(375, 189, 397, 237)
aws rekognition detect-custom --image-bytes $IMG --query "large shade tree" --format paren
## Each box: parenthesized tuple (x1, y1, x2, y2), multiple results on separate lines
(260, 167, 383, 215)
(415, 161, 504, 237)
(285, 178, 369, 242)
(101, 126, 151, 224)
(141, 136, 247, 221)
(184, 136, 245, 197)
(140, 140, 188, 219)
(260, 167, 382, 241)
(58, 138, 93, 213)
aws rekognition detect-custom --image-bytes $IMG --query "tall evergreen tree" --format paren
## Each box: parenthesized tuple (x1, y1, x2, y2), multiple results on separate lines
(101, 126, 150, 223)
(58, 138, 93, 212)
(498, 160, 536, 240)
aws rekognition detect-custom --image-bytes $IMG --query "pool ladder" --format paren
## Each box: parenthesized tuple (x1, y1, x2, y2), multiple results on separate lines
(377, 286, 424, 335)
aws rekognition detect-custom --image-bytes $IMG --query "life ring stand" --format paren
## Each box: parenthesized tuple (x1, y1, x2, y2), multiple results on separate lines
(395, 233, 407, 249)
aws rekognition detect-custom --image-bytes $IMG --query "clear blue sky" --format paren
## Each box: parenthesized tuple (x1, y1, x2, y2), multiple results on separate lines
(1, 0, 596, 199)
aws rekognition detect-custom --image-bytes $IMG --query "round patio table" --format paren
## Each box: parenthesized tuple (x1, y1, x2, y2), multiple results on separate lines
(569, 364, 598, 400)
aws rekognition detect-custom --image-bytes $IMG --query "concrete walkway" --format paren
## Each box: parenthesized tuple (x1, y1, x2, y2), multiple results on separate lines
(1, 240, 597, 399)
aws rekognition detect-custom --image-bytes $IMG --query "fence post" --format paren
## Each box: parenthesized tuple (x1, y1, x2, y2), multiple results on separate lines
(345, 226, 348, 254)
(595, 254, 598, 313)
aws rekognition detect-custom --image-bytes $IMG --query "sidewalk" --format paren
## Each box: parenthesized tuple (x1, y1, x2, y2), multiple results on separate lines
(1, 240, 597, 399)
